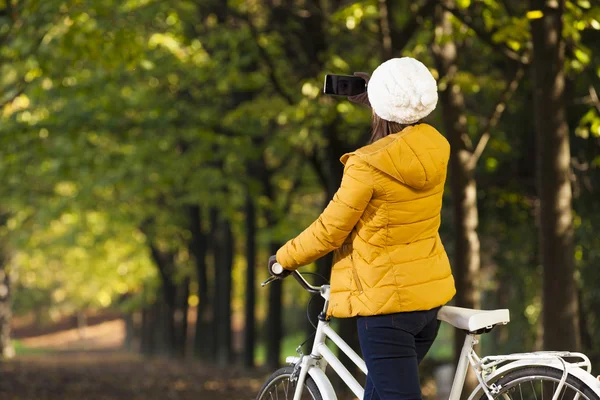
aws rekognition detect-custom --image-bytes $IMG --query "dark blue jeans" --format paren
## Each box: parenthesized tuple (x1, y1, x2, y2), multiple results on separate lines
(357, 307, 441, 400)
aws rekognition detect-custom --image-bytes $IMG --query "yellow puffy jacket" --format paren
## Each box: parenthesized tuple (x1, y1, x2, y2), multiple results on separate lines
(276, 123, 456, 318)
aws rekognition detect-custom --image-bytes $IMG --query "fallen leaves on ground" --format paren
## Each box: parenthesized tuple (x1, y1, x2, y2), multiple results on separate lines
(0, 351, 267, 400)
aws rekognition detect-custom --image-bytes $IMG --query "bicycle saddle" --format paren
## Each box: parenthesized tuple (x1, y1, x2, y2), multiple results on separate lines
(438, 306, 510, 333)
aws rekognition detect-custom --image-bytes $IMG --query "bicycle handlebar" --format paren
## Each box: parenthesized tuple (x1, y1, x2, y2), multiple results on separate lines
(261, 263, 322, 294)
(271, 263, 284, 275)
(291, 270, 321, 294)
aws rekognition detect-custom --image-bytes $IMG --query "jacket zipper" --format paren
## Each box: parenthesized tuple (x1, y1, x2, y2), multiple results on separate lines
(350, 257, 364, 294)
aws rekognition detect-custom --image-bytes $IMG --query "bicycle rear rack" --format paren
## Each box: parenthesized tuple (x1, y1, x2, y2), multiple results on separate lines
(477, 351, 592, 374)
(469, 351, 592, 400)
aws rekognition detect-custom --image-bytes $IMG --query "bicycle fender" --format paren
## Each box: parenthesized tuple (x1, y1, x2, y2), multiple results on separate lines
(308, 366, 337, 400)
(567, 365, 600, 397)
(466, 359, 600, 400)
(286, 356, 337, 399)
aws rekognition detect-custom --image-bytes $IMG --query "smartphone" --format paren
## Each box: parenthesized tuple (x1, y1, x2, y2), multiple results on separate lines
(323, 74, 367, 96)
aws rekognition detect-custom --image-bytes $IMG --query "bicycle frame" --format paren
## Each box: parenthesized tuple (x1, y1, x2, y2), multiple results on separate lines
(286, 285, 481, 400)
(283, 272, 484, 400)
(286, 282, 367, 400)
(271, 271, 600, 400)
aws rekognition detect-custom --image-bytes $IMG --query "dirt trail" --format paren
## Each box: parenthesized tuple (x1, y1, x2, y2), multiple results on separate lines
(4, 316, 268, 399)
(17, 319, 126, 352)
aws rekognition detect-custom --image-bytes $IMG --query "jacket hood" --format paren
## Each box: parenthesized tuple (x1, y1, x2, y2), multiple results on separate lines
(340, 124, 450, 190)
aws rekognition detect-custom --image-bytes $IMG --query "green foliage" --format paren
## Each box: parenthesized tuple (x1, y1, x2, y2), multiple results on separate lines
(0, 0, 599, 364)
(12, 340, 50, 356)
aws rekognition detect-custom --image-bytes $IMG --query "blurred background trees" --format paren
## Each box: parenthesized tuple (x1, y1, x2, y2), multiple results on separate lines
(0, 0, 599, 389)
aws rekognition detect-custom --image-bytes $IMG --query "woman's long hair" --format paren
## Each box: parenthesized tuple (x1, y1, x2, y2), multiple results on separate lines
(369, 112, 417, 143)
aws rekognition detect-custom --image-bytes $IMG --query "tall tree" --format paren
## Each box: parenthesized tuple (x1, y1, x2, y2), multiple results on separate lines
(0, 206, 10, 358)
(189, 205, 214, 361)
(266, 243, 283, 370)
(147, 242, 178, 357)
(174, 276, 190, 358)
(432, 1, 481, 372)
(529, 0, 580, 351)
(214, 214, 234, 366)
(0, 258, 12, 359)
(432, 0, 524, 358)
(243, 191, 257, 368)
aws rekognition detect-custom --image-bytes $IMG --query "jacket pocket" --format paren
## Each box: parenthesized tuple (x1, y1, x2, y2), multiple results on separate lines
(350, 257, 364, 294)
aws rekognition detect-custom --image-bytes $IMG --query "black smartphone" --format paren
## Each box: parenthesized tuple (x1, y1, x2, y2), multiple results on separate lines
(323, 74, 367, 96)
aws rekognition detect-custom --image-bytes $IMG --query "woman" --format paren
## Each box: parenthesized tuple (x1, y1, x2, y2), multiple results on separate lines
(269, 57, 456, 400)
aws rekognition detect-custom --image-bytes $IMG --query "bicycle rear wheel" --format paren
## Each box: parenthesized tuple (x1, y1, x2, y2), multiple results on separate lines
(256, 366, 323, 400)
(476, 366, 600, 400)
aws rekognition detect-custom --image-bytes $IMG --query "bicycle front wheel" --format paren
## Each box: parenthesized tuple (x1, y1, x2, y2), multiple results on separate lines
(476, 366, 600, 400)
(256, 366, 323, 400)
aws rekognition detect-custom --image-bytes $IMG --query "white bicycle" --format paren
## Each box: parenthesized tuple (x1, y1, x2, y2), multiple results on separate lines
(257, 266, 600, 400)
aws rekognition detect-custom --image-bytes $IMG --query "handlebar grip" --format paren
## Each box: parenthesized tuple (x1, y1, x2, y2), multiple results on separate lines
(272, 262, 284, 275)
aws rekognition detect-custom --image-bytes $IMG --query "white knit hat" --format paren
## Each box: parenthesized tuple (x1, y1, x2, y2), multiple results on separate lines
(367, 57, 438, 124)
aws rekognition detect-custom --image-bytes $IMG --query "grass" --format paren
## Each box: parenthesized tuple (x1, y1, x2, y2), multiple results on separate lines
(12, 340, 51, 356)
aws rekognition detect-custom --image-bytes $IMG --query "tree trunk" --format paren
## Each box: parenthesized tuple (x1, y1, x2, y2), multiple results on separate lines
(153, 299, 169, 356)
(148, 243, 178, 357)
(244, 192, 257, 368)
(494, 271, 511, 352)
(124, 312, 134, 351)
(578, 288, 592, 351)
(0, 263, 13, 359)
(174, 276, 190, 358)
(214, 215, 234, 366)
(529, 0, 579, 351)
(208, 208, 220, 361)
(163, 297, 177, 357)
(131, 310, 143, 352)
(259, 150, 285, 371)
(432, 2, 480, 394)
(267, 242, 283, 370)
(189, 205, 214, 361)
(140, 307, 149, 354)
(378, 0, 393, 60)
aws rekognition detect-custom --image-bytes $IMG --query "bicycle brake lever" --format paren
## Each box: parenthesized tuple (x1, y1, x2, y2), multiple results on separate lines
(261, 276, 278, 287)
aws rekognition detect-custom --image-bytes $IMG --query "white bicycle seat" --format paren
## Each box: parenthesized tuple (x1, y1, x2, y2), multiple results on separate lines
(438, 306, 510, 332)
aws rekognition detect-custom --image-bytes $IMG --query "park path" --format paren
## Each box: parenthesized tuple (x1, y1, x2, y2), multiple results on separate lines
(4, 316, 268, 400)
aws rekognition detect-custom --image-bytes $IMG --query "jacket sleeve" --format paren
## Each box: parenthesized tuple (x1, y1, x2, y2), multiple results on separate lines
(276, 156, 373, 270)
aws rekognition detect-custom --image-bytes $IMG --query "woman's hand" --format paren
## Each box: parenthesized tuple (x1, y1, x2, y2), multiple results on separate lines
(268, 255, 292, 279)
(348, 72, 371, 107)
